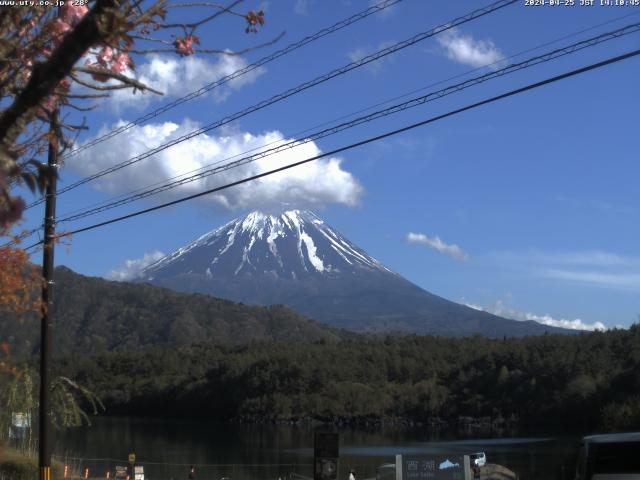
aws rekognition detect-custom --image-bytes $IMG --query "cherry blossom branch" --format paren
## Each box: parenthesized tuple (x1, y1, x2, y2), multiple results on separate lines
(1, 0, 275, 229)
(129, 30, 285, 56)
(0, 0, 119, 171)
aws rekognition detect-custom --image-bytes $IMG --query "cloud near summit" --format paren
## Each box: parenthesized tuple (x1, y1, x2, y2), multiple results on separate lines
(68, 120, 363, 211)
(464, 299, 607, 332)
(406, 232, 469, 261)
(105, 250, 165, 281)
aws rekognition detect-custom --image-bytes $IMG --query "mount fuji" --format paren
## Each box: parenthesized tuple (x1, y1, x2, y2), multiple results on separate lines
(140, 210, 570, 337)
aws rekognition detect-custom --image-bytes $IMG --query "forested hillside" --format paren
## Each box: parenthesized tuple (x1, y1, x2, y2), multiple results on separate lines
(0, 267, 342, 355)
(55, 326, 640, 431)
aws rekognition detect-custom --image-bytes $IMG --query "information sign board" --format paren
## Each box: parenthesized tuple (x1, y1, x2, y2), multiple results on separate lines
(397, 455, 470, 480)
(115, 466, 128, 480)
(8, 412, 31, 440)
(11, 412, 31, 428)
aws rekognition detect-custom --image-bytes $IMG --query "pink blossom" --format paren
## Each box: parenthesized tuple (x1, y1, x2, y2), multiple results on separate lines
(60, 4, 88, 25)
(111, 52, 130, 73)
(84, 58, 108, 82)
(58, 78, 71, 91)
(175, 35, 199, 56)
(96, 46, 113, 66)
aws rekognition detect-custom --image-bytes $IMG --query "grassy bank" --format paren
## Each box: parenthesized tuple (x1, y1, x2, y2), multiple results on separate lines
(0, 446, 64, 480)
(0, 446, 37, 480)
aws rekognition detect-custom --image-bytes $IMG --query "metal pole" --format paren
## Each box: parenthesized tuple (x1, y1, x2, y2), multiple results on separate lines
(39, 110, 58, 480)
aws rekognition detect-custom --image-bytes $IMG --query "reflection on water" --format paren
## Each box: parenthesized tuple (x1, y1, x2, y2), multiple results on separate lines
(57, 417, 583, 480)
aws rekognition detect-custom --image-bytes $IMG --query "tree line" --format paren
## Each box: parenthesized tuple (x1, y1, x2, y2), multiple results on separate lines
(46, 325, 640, 431)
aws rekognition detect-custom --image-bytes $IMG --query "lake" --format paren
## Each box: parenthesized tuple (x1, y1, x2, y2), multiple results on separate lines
(56, 417, 585, 480)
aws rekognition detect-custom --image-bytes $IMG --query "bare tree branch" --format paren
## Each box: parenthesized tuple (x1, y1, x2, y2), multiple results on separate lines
(70, 73, 132, 91)
(64, 103, 99, 112)
(61, 93, 111, 99)
(163, 0, 245, 29)
(129, 34, 174, 45)
(74, 67, 164, 95)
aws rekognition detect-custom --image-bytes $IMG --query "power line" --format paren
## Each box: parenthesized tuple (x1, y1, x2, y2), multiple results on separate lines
(5, 13, 637, 249)
(53, 23, 640, 225)
(58, 0, 402, 162)
(35, 48, 637, 245)
(26, 0, 516, 208)
(52, 10, 640, 223)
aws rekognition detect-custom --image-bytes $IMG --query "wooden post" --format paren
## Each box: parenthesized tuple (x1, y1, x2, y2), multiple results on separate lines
(39, 111, 58, 480)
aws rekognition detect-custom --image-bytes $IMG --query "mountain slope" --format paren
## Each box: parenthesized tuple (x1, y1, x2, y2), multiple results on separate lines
(141, 210, 572, 337)
(0, 266, 342, 356)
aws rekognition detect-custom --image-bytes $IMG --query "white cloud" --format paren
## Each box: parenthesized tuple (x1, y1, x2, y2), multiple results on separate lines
(347, 41, 396, 75)
(437, 28, 505, 69)
(68, 120, 363, 211)
(106, 250, 165, 281)
(109, 54, 264, 110)
(406, 232, 469, 261)
(463, 299, 607, 331)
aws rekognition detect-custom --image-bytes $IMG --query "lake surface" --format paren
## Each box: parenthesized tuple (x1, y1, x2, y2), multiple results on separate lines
(56, 417, 585, 480)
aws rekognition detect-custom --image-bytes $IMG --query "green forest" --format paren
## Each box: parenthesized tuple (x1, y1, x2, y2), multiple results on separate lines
(50, 325, 640, 431)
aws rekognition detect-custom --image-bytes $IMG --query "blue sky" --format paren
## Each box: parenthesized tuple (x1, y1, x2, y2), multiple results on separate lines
(17, 0, 640, 329)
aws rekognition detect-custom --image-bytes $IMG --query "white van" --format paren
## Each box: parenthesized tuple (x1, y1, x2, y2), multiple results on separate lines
(575, 432, 640, 480)
(469, 452, 486, 467)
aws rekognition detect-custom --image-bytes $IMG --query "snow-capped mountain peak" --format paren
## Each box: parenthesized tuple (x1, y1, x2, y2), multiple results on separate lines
(142, 210, 391, 281)
(137, 210, 569, 337)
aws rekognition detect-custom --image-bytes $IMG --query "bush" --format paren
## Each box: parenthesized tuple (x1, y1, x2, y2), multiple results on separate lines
(601, 395, 640, 431)
(0, 448, 64, 480)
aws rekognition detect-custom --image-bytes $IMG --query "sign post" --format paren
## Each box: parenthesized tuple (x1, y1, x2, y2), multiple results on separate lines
(314, 431, 339, 480)
(128, 453, 136, 480)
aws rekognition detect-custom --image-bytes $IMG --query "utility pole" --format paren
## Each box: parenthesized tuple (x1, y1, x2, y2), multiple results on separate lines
(39, 110, 58, 480)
